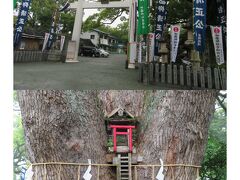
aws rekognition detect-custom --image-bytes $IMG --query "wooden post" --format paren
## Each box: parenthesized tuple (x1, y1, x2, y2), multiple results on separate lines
(186, 66, 191, 87)
(214, 68, 220, 89)
(113, 127, 117, 152)
(161, 64, 165, 83)
(193, 67, 198, 88)
(152, 166, 155, 180)
(129, 128, 133, 152)
(138, 63, 143, 82)
(199, 67, 205, 88)
(206, 67, 212, 89)
(134, 166, 137, 180)
(180, 65, 184, 86)
(173, 65, 178, 85)
(77, 165, 81, 180)
(221, 68, 226, 89)
(149, 63, 154, 83)
(167, 64, 172, 84)
(155, 63, 159, 83)
(97, 165, 100, 180)
(128, 153, 132, 180)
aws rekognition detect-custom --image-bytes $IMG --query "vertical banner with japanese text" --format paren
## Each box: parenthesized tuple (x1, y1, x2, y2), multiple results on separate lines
(14, 0, 32, 47)
(193, 0, 207, 52)
(137, 0, 149, 35)
(210, 26, 225, 65)
(171, 25, 180, 63)
(148, 33, 155, 62)
(154, 0, 167, 55)
(42, 33, 50, 52)
(46, 12, 57, 50)
(216, 0, 226, 40)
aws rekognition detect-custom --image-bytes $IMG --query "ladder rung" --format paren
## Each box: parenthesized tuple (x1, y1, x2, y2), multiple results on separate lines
(121, 169, 129, 172)
(120, 157, 129, 159)
(121, 165, 129, 167)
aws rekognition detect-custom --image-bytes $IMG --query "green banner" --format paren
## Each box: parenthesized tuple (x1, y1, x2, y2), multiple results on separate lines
(137, 0, 149, 35)
(14, 0, 17, 9)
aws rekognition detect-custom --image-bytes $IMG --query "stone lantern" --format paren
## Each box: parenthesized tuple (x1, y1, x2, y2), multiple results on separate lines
(184, 27, 201, 69)
(159, 40, 169, 64)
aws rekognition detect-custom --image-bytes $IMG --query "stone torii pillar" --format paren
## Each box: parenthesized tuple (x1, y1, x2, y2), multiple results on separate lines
(66, 0, 134, 63)
(66, 0, 84, 62)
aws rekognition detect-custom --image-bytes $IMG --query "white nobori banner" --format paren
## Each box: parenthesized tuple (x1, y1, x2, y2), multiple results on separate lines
(148, 33, 155, 62)
(60, 35, 65, 52)
(42, 33, 50, 52)
(210, 26, 225, 65)
(171, 25, 180, 62)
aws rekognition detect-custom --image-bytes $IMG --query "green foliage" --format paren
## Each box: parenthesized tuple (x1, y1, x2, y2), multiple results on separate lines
(13, 115, 27, 176)
(82, 8, 129, 42)
(16, 0, 75, 35)
(107, 138, 114, 147)
(200, 100, 226, 180)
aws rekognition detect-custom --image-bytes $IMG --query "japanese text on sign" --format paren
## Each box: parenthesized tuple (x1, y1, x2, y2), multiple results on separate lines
(193, 0, 206, 52)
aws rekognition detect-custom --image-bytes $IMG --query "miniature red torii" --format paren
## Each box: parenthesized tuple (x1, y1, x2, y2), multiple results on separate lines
(110, 125, 135, 152)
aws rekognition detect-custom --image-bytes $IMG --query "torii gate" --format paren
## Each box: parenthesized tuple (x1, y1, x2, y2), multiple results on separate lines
(66, 0, 137, 68)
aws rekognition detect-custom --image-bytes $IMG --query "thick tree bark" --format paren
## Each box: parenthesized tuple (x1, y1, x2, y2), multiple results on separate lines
(18, 90, 217, 180)
(98, 90, 145, 117)
(17, 90, 113, 180)
(137, 90, 217, 180)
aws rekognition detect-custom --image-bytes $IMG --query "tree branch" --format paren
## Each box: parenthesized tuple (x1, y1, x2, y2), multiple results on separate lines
(102, 11, 123, 25)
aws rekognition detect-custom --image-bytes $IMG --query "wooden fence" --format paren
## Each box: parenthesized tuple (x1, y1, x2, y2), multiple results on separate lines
(138, 63, 226, 90)
(131, 164, 200, 180)
(14, 50, 66, 63)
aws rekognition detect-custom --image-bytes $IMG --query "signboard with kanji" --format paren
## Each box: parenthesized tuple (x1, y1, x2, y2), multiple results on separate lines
(193, 0, 207, 52)
(137, 0, 149, 35)
(14, 0, 32, 47)
(154, 0, 167, 56)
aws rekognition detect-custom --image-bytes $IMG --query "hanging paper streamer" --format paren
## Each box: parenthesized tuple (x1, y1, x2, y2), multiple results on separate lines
(137, 0, 149, 35)
(154, 0, 168, 56)
(14, 0, 32, 47)
(216, 0, 226, 40)
(156, 159, 164, 180)
(83, 159, 92, 180)
(193, 0, 207, 52)
(170, 25, 180, 62)
(210, 26, 225, 65)
(25, 165, 34, 180)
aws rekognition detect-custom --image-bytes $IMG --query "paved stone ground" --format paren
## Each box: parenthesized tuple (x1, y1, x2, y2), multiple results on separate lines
(14, 54, 182, 90)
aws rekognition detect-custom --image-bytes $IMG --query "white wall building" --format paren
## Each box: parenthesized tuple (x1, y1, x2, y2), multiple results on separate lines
(80, 29, 121, 52)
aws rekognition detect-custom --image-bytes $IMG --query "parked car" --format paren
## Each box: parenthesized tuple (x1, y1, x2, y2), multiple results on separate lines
(78, 46, 100, 57)
(99, 49, 109, 57)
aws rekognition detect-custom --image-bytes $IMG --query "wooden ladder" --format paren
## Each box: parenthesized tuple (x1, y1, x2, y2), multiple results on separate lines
(119, 153, 132, 180)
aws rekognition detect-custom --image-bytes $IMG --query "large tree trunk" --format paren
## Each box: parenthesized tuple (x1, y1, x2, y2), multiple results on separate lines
(18, 90, 217, 180)
(137, 90, 217, 180)
(98, 90, 145, 117)
(17, 90, 114, 180)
